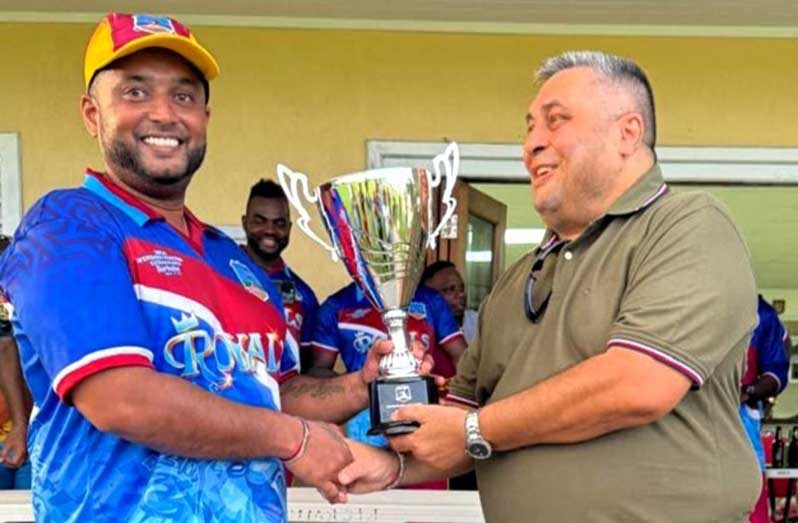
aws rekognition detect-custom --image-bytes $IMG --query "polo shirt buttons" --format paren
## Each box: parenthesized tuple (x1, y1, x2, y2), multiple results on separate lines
(564, 251, 573, 260)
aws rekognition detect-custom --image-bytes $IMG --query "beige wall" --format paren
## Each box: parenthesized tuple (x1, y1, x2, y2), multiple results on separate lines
(2, 22, 797, 298)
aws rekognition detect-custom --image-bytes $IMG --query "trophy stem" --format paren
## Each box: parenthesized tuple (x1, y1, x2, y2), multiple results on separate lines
(380, 309, 419, 379)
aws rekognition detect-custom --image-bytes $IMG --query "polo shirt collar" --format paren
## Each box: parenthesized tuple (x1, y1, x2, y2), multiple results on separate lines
(534, 163, 667, 253)
(605, 163, 669, 217)
(82, 169, 222, 238)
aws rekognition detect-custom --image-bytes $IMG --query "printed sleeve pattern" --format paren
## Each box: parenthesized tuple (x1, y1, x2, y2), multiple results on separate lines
(0, 210, 153, 401)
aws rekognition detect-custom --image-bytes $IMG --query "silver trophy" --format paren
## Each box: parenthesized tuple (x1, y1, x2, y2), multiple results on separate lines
(277, 143, 459, 435)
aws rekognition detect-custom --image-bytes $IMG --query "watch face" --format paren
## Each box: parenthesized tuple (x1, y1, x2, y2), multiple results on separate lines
(468, 442, 491, 459)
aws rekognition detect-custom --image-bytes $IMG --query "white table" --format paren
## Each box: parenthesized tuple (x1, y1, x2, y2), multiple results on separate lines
(0, 487, 485, 523)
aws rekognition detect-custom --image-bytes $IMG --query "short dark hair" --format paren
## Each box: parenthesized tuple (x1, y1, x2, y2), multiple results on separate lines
(421, 260, 457, 284)
(0, 235, 11, 255)
(248, 179, 287, 204)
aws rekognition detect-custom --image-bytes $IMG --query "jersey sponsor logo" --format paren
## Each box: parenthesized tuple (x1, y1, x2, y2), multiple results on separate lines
(136, 249, 183, 276)
(132, 14, 176, 34)
(229, 260, 269, 302)
(347, 307, 371, 320)
(164, 312, 283, 391)
(407, 302, 427, 320)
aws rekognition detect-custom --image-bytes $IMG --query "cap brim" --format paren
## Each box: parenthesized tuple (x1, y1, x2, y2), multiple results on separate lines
(94, 32, 220, 83)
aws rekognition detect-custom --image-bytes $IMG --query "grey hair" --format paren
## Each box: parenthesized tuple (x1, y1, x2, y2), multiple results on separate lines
(535, 50, 656, 148)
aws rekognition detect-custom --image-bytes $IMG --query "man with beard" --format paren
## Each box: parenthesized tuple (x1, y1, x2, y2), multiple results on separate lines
(242, 180, 319, 373)
(0, 12, 430, 522)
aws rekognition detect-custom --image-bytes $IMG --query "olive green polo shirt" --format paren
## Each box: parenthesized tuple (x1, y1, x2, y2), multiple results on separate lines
(449, 164, 760, 522)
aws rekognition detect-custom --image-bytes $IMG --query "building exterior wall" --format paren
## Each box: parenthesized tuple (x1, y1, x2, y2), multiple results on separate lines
(1, 22, 796, 297)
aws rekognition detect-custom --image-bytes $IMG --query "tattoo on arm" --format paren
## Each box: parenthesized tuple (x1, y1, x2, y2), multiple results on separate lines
(281, 379, 346, 400)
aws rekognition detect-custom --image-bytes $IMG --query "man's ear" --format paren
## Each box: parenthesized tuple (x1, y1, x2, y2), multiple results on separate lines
(80, 94, 100, 138)
(618, 111, 645, 157)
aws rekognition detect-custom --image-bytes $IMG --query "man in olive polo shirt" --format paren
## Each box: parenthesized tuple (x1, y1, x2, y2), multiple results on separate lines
(339, 51, 760, 522)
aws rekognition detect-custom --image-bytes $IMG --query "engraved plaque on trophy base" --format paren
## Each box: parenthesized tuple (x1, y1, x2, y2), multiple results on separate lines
(368, 375, 439, 436)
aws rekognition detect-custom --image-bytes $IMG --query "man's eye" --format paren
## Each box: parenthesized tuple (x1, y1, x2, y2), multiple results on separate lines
(125, 88, 146, 98)
(174, 93, 194, 104)
(548, 113, 568, 126)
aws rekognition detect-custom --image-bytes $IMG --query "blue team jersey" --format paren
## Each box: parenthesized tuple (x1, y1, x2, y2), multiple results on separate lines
(0, 171, 298, 522)
(311, 282, 463, 446)
(265, 260, 319, 347)
(311, 282, 463, 375)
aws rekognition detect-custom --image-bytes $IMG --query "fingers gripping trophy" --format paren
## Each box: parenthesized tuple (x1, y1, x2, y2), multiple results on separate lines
(277, 143, 459, 435)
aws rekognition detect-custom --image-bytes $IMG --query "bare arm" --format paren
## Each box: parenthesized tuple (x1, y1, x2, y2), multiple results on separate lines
(283, 339, 437, 424)
(280, 371, 368, 423)
(480, 346, 691, 450)
(441, 338, 467, 366)
(0, 337, 32, 426)
(73, 366, 301, 460)
(338, 440, 471, 493)
(0, 336, 32, 467)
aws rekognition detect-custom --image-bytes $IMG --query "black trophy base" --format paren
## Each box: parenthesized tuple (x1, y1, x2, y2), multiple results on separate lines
(368, 375, 439, 436)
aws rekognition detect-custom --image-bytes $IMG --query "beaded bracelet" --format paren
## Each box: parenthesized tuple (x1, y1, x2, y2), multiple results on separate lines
(386, 450, 406, 489)
(283, 418, 310, 464)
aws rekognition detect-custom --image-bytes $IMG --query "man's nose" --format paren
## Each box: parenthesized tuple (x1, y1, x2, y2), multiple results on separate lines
(147, 94, 178, 123)
(523, 126, 549, 161)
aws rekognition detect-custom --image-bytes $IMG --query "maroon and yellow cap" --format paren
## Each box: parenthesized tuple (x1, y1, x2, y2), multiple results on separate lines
(83, 12, 220, 89)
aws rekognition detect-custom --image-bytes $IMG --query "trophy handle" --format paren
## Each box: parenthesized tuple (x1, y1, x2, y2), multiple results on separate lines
(276, 164, 340, 261)
(427, 141, 459, 249)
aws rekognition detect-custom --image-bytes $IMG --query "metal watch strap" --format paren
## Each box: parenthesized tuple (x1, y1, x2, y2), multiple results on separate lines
(466, 409, 481, 437)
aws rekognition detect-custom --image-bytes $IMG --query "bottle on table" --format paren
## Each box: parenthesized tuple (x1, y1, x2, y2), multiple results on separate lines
(774, 425, 785, 468)
(788, 426, 798, 468)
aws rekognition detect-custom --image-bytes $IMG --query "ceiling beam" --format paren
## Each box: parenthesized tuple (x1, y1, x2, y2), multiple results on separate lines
(0, 10, 796, 38)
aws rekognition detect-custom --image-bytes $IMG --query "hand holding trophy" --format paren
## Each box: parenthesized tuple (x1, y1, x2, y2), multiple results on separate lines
(277, 143, 459, 435)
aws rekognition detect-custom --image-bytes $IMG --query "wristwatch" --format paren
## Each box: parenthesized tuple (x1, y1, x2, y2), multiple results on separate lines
(465, 410, 493, 460)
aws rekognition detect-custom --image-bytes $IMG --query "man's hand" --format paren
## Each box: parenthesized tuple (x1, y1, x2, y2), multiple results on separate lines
(389, 404, 472, 473)
(285, 420, 354, 503)
(359, 339, 444, 387)
(338, 440, 400, 494)
(0, 423, 27, 468)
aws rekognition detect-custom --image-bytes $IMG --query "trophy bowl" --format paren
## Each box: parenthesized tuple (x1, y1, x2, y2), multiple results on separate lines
(278, 143, 459, 435)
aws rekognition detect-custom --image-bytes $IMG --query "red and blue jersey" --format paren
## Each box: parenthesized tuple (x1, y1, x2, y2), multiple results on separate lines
(0, 171, 297, 522)
(311, 282, 463, 449)
(311, 282, 464, 378)
(264, 260, 319, 348)
(742, 295, 790, 391)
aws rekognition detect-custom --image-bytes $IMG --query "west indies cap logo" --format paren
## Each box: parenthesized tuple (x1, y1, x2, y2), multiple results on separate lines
(132, 14, 177, 34)
(83, 12, 220, 89)
(229, 260, 269, 302)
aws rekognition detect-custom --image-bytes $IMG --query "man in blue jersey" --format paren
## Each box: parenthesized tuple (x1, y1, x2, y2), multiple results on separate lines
(242, 179, 319, 373)
(0, 236, 32, 490)
(0, 12, 429, 522)
(742, 295, 791, 522)
(311, 282, 466, 462)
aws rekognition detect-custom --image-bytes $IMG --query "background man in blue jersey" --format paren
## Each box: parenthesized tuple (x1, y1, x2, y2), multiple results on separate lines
(0, 235, 32, 490)
(0, 12, 431, 522)
(310, 281, 466, 488)
(742, 295, 791, 522)
(242, 179, 319, 373)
